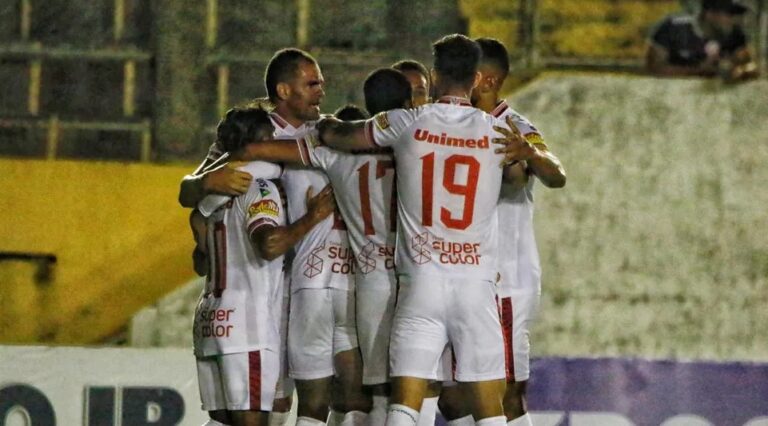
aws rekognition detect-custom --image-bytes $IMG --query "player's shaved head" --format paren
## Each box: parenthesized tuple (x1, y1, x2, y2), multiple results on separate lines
(265, 48, 318, 102)
(363, 68, 413, 115)
(216, 106, 274, 153)
(432, 34, 482, 88)
(476, 37, 510, 81)
(334, 104, 369, 121)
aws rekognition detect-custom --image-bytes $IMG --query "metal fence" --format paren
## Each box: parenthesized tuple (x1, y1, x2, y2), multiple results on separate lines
(0, 0, 765, 163)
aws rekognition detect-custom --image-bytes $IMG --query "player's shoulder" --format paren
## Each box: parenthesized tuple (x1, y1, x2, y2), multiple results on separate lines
(249, 178, 279, 199)
(496, 104, 541, 136)
(370, 106, 427, 133)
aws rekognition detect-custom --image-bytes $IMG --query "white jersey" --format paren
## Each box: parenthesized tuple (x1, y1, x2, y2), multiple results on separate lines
(492, 101, 544, 297)
(198, 159, 283, 217)
(272, 113, 354, 291)
(295, 137, 397, 286)
(366, 96, 507, 282)
(193, 178, 286, 357)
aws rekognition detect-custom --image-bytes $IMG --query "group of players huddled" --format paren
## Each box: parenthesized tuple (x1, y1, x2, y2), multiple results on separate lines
(178, 33, 566, 426)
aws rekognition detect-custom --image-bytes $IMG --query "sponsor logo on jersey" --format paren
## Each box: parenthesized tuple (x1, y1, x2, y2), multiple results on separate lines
(257, 179, 271, 196)
(374, 112, 390, 130)
(198, 308, 235, 338)
(329, 244, 356, 274)
(410, 232, 432, 264)
(304, 241, 325, 278)
(414, 129, 490, 149)
(248, 199, 279, 218)
(432, 240, 482, 265)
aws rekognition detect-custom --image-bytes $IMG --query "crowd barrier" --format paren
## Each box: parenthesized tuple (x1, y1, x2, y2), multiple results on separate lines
(1, 346, 766, 425)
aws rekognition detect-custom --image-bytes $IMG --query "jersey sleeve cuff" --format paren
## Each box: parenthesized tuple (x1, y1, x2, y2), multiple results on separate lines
(248, 218, 279, 235)
(295, 137, 313, 167)
(364, 120, 382, 148)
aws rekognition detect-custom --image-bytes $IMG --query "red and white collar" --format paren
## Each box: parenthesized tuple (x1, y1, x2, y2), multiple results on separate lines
(491, 100, 509, 118)
(436, 96, 472, 107)
(269, 112, 291, 130)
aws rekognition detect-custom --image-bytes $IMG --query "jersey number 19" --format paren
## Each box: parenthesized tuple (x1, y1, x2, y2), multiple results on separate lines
(421, 153, 480, 230)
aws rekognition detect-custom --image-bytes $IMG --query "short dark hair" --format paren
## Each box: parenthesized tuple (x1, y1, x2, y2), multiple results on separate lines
(363, 68, 412, 115)
(392, 59, 430, 83)
(216, 106, 274, 153)
(701, 0, 749, 14)
(334, 104, 369, 121)
(264, 48, 317, 102)
(476, 37, 510, 80)
(432, 34, 481, 87)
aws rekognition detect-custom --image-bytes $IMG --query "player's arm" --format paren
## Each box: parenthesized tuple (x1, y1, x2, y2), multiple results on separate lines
(525, 145, 566, 188)
(250, 185, 335, 261)
(179, 155, 253, 208)
(316, 117, 371, 152)
(189, 209, 209, 276)
(494, 116, 565, 188)
(233, 139, 311, 166)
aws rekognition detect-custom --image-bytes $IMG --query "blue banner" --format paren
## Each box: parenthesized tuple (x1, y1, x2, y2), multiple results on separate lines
(527, 357, 768, 426)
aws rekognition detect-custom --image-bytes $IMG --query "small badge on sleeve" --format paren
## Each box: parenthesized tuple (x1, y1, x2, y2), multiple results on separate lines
(374, 112, 390, 130)
(248, 200, 279, 218)
(524, 133, 546, 147)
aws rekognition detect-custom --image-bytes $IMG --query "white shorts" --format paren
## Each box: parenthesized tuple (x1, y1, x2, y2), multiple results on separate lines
(275, 283, 295, 398)
(356, 279, 397, 385)
(288, 288, 358, 380)
(389, 277, 505, 382)
(499, 289, 540, 382)
(197, 349, 280, 412)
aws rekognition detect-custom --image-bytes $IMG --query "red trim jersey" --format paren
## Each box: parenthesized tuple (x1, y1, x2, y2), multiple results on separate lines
(364, 96, 507, 282)
(198, 159, 283, 217)
(272, 113, 355, 291)
(295, 137, 397, 286)
(193, 178, 286, 357)
(492, 100, 544, 297)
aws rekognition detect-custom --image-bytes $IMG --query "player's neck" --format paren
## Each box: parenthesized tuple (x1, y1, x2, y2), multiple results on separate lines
(441, 91, 471, 100)
(435, 83, 472, 102)
(475, 95, 500, 114)
(273, 104, 306, 129)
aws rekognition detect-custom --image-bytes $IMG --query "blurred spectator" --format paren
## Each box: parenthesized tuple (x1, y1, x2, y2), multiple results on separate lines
(646, 0, 759, 81)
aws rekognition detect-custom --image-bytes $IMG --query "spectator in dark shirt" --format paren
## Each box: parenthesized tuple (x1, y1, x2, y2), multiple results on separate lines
(646, 0, 758, 81)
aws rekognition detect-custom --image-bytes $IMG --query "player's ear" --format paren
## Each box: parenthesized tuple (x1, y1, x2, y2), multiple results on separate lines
(471, 71, 482, 90)
(276, 82, 291, 101)
(430, 69, 438, 88)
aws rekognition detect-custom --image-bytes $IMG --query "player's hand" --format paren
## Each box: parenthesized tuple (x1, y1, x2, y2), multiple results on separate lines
(492, 115, 537, 167)
(306, 184, 336, 223)
(202, 161, 252, 195)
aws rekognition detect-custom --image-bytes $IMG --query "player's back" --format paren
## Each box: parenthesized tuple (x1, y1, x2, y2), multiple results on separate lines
(369, 97, 506, 282)
(271, 114, 354, 290)
(295, 138, 397, 283)
(194, 178, 286, 357)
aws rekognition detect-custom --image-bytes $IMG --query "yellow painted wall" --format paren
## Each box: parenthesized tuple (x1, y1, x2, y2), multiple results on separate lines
(461, 0, 680, 58)
(0, 159, 197, 344)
